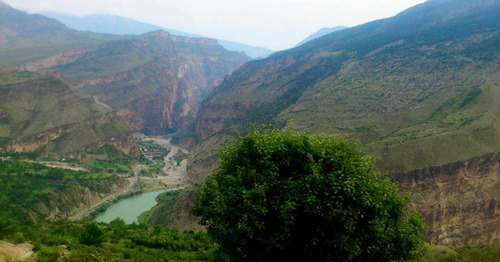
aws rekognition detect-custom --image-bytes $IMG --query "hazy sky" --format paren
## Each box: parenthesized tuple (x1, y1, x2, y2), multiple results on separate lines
(4, 0, 426, 50)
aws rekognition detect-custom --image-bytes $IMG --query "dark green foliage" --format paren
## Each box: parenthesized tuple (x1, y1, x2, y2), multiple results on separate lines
(37, 246, 62, 262)
(79, 222, 104, 245)
(0, 160, 119, 221)
(85, 144, 134, 173)
(0, 218, 216, 261)
(193, 128, 424, 261)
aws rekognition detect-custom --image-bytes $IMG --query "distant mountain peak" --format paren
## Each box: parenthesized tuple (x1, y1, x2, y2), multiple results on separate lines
(297, 26, 348, 46)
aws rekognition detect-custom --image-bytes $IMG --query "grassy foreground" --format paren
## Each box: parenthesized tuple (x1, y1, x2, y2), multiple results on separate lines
(0, 217, 498, 261)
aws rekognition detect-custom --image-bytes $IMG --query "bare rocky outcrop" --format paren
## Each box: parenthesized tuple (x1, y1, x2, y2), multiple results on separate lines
(393, 153, 500, 246)
(17, 47, 96, 71)
(0, 241, 33, 262)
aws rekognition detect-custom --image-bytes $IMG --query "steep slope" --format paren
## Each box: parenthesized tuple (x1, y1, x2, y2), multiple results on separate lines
(39, 12, 275, 58)
(183, 0, 500, 246)
(0, 1, 123, 65)
(296, 26, 348, 46)
(394, 153, 499, 245)
(191, 0, 500, 181)
(0, 69, 138, 157)
(19, 31, 250, 135)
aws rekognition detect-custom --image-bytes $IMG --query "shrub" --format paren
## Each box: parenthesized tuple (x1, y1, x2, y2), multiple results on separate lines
(79, 222, 104, 245)
(193, 128, 424, 261)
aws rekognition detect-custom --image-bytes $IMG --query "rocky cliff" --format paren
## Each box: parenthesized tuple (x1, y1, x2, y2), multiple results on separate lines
(20, 31, 250, 135)
(394, 153, 499, 246)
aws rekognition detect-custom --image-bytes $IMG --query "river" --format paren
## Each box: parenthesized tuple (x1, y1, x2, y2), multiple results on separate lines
(95, 189, 167, 224)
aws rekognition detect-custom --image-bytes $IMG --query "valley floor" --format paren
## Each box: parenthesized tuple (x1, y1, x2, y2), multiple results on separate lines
(70, 135, 191, 221)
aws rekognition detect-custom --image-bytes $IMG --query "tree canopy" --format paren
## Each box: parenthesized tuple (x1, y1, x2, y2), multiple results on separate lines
(192, 128, 424, 261)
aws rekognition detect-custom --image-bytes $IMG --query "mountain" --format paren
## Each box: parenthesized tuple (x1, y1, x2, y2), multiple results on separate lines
(0, 3, 250, 136)
(296, 26, 348, 46)
(187, 0, 500, 244)
(18, 31, 250, 135)
(39, 12, 275, 58)
(0, 69, 138, 157)
(0, 2, 123, 65)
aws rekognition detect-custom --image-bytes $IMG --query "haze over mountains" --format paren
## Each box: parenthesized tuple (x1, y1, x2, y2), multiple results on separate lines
(39, 12, 274, 59)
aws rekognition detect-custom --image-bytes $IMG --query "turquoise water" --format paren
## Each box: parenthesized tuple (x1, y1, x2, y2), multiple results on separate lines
(95, 189, 167, 224)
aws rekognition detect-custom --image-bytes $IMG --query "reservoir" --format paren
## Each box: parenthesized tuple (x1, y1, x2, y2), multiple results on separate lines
(95, 189, 167, 224)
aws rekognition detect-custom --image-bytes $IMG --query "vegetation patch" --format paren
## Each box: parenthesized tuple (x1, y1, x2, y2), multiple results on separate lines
(0, 160, 122, 221)
(172, 149, 187, 166)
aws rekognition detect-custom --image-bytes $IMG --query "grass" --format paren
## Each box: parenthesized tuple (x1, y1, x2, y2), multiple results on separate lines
(413, 243, 500, 262)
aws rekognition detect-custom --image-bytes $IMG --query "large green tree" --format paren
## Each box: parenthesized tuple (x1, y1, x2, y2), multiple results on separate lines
(192, 128, 424, 261)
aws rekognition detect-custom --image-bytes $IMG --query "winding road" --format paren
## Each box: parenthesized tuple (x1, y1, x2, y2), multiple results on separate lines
(71, 165, 142, 220)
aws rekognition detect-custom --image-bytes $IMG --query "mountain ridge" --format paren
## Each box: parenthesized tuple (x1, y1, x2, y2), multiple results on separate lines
(17, 29, 250, 135)
(189, 0, 499, 189)
(296, 26, 348, 46)
(39, 11, 275, 58)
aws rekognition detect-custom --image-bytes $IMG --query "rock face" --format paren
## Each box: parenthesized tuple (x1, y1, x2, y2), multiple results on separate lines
(20, 31, 250, 135)
(394, 153, 499, 246)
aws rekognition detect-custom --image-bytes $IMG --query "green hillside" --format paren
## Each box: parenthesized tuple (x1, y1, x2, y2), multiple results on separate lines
(0, 69, 138, 157)
(192, 0, 500, 176)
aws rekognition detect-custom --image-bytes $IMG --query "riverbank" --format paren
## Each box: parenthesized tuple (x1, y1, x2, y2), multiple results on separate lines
(70, 134, 191, 221)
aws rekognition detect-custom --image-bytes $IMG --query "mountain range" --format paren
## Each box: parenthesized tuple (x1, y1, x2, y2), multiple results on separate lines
(0, 2, 250, 138)
(186, 0, 500, 244)
(39, 12, 275, 58)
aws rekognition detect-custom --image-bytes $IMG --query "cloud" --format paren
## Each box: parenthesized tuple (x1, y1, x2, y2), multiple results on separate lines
(4, 0, 426, 50)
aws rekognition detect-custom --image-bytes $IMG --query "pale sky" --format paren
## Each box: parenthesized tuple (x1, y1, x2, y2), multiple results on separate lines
(4, 0, 426, 50)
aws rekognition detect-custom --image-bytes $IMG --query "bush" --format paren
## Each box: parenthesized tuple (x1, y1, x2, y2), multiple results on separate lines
(37, 246, 61, 262)
(79, 222, 104, 245)
(193, 128, 424, 261)
(12, 232, 25, 244)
